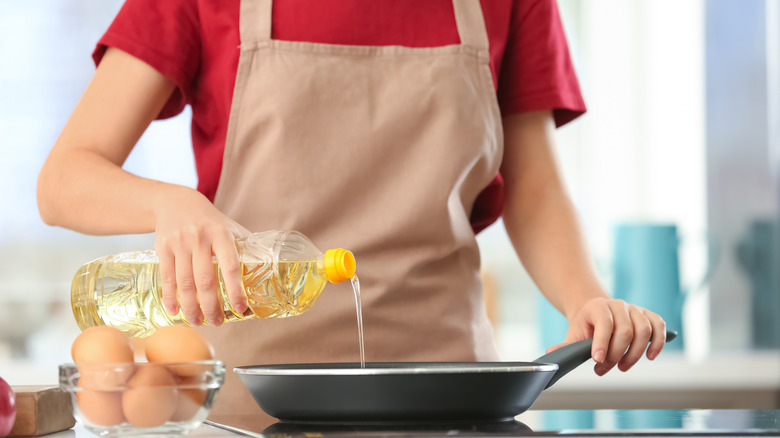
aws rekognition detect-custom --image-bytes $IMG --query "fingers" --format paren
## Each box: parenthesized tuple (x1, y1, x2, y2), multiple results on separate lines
(157, 227, 219, 327)
(213, 230, 248, 315)
(594, 299, 631, 376)
(589, 299, 613, 365)
(193, 239, 223, 326)
(617, 305, 653, 371)
(157, 245, 179, 317)
(156, 221, 249, 326)
(157, 233, 201, 324)
(545, 341, 567, 354)
(581, 299, 667, 376)
(563, 296, 669, 378)
(174, 247, 203, 326)
(645, 310, 667, 360)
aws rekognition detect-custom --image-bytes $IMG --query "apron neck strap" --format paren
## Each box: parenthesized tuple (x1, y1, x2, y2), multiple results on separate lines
(239, 0, 489, 51)
(452, 0, 490, 52)
(240, 0, 273, 44)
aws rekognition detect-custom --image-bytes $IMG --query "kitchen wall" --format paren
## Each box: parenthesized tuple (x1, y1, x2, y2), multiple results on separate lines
(1, 0, 778, 404)
(704, 0, 780, 352)
(0, 0, 194, 365)
(481, 0, 780, 357)
(479, 0, 710, 359)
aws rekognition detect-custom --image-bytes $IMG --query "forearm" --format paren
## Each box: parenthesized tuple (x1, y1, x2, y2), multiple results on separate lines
(36, 47, 187, 236)
(501, 111, 608, 319)
(501, 111, 669, 370)
(37, 144, 193, 235)
(503, 173, 608, 318)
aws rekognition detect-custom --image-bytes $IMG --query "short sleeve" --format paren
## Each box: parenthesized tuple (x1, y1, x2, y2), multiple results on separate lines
(92, 0, 202, 120)
(498, 0, 586, 127)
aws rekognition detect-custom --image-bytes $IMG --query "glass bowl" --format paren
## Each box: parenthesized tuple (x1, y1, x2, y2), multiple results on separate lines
(59, 360, 225, 437)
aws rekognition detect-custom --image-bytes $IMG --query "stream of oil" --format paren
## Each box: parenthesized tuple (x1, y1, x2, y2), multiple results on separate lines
(351, 275, 365, 368)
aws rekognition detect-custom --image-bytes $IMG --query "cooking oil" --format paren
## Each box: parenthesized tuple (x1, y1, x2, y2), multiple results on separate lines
(71, 252, 335, 338)
(351, 275, 365, 368)
(71, 230, 356, 338)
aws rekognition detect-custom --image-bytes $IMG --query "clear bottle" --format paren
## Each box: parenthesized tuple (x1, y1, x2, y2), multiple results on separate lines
(71, 230, 356, 338)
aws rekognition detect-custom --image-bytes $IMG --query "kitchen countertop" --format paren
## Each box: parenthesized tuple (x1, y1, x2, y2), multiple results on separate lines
(50, 410, 780, 437)
(7, 352, 779, 410)
(534, 352, 780, 410)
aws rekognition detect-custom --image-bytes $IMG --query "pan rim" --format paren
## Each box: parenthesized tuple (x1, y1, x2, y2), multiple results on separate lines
(233, 361, 558, 376)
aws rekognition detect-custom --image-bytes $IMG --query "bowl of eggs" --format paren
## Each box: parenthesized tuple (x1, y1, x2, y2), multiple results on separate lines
(59, 326, 225, 437)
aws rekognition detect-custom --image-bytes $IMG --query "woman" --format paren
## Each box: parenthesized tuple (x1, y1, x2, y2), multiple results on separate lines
(37, 0, 667, 424)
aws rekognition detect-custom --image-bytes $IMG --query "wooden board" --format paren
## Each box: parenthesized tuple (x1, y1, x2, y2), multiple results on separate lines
(9, 386, 75, 437)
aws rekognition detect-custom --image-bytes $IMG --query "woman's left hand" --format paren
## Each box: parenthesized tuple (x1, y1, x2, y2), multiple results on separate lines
(546, 297, 667, 375)
(498, 112, 668, 375)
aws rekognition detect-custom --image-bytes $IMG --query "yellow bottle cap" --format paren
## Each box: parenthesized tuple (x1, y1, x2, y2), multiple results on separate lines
(323, 248, 356, 283)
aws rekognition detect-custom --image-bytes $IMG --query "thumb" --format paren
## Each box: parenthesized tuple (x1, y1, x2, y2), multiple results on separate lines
(544, 331, 580, 354)
(545, 341, 569, 354)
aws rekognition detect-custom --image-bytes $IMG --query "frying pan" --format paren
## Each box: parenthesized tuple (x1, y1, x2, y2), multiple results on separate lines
(235, 330, 676, 423)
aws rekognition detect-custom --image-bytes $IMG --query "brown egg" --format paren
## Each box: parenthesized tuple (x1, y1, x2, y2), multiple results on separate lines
(76, 379, 125, 426)
(122, 365, 177, 428)
(78, 362, 135, 391)
(145, 326, 214, 376)
(72, 327, 135, 391)
(72, 326, 134, 365)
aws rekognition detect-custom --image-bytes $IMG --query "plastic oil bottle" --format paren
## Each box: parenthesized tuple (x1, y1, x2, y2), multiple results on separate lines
(71, 230, 356, 338)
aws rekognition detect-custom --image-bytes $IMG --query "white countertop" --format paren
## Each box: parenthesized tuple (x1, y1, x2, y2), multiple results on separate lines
(533, 351, 780, 410)
(542, 350, 780, 391)
(48, 422, 247, 438)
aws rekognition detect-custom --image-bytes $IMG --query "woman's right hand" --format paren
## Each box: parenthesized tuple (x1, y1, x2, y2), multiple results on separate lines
(154, 187, 251, 326)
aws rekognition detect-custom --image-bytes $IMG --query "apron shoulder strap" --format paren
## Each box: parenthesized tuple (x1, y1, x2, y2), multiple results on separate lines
(240, 0, 273, 45)
(452, 0, 490, 52)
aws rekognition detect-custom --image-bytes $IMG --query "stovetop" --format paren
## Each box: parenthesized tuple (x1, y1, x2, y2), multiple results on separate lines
(207, 410, 780, 437)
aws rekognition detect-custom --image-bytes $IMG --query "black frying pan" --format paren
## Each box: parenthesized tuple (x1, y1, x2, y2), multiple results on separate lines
(235, 330, 676, 423)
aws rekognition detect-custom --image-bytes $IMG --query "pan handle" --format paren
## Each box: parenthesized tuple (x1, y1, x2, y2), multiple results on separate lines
(535, 330, 677, 389)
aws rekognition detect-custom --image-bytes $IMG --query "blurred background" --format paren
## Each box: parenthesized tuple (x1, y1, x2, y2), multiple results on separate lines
(1, 0, 778, 410)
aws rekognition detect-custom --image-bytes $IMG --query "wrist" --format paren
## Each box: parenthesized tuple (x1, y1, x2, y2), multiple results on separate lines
(150, 183, 199, 220)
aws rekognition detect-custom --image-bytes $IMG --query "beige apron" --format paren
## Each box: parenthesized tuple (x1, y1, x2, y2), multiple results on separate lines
(203, 0, 504, 424)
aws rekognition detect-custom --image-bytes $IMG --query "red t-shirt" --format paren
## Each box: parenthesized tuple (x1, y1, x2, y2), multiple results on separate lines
(93, 0, 586, 233)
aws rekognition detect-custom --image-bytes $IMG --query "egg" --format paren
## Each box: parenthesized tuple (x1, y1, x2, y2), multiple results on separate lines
(76, 375, 125, 426)
(77, 362, 135, 391)
(72, 326, 134, 365)
(144, 326, 214, 376)
(76, 379, 125, 426)
(69, 325, 220, 429)
(122, 365, 177, 428)
(76, 365, 126, 426)
(72, 327, 135, 394)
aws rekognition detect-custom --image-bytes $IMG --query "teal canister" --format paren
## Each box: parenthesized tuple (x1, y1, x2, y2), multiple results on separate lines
(611, 223, 683, 349)
(736, 219, 780, 349)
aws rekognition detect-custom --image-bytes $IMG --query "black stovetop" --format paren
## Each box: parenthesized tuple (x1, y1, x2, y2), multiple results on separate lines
(209, 410, 780, 437)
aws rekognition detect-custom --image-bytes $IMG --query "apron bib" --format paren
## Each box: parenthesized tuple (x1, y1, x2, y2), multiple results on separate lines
(204, 0, 504, 421)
